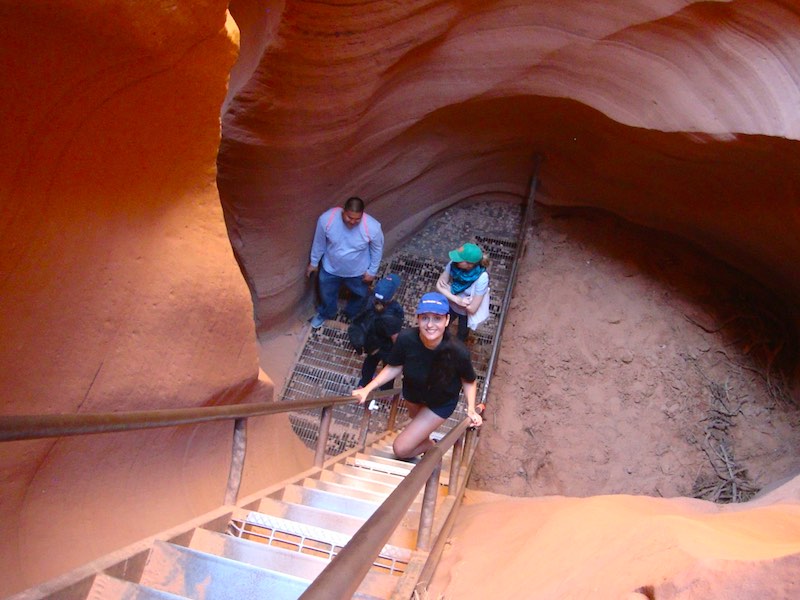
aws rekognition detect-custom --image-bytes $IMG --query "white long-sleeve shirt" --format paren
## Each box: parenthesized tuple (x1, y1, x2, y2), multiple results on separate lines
(309, 207, 384, 277)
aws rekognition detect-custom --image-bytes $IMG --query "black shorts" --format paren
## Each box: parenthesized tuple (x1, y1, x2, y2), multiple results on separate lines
(405, 396, 459, 419)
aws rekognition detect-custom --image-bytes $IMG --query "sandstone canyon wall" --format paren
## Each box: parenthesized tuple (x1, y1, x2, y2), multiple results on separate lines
(0, 2, 310, 595)
(218, 0, 800, 335)
(2, 0, 800, 596)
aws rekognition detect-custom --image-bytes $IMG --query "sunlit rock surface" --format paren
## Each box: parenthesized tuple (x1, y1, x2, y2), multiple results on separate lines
(0, 2, 312, 595)
(2, 0, 800, 595)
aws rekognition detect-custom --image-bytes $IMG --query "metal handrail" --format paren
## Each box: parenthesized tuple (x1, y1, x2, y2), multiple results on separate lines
(0, 386, 403, 506)
(0, 387, 401, 443)
(478, 155, 542, 408)
(0, 395, 358, 442)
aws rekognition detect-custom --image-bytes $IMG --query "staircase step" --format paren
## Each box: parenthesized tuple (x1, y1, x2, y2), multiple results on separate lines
(333, 462, 405, 486)
(188, 528, 398, 598)
(140, 540, 310, 600)
(281, 483, 380, 518)
(254, 498, 367, 535)
(319, 468, 399, 494)
(229, 511, 412, 566)
(302, 477, 391, 504)
(251, 499, 417, 549)
(189, 527, 323, 580)
(349, 455, 452, 486)
(368, 445, 453, 464)
(349, 453, 416, 476)
(303, 476, 439, 512)
(365, 447, 453, 477)
(88, 574, 187, 600)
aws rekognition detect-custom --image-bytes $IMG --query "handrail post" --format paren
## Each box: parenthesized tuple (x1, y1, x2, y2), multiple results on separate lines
(416, 459, 442, 551)
(314, 405, 333, 468)
(223, 417, 247, 505)
(464, 427, 477, 464)
(448, 433, 465, 496)
(387, 394, 400, 432)
(357, 404, 371, 450)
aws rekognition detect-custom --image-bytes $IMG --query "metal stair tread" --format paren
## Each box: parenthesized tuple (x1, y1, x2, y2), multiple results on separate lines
(281, 483, 380, 518)
(345, 453, 449, 484)
(249, 498, 417, 549)
(301, 477, 391, 504)
(88, 573, 188, 600)
(348, 455, 451, 485)
(319, 468, 399, 494)
(236, 511, 412, 562)
(367, 446, 453, 468)
(251, 498, 367, 536)
(140, 540, 310, 600)
(189, 527, 326, 579)
(332, 462, 406, 485)
(188, 528, 397, 598)
(349, 454, 416, 476)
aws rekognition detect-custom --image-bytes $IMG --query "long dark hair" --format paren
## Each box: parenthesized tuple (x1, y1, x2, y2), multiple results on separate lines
(426, 331, 459, 389)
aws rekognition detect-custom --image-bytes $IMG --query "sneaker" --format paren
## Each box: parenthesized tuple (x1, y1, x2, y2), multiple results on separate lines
(310, 314, 325, 329)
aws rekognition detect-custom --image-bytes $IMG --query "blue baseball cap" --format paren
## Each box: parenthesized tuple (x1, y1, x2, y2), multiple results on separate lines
(374, 273, 400, 302)
(415, 292, 449, 315)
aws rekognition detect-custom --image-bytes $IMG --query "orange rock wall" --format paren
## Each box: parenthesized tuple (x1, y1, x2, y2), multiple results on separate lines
(0, 2, 309, 595)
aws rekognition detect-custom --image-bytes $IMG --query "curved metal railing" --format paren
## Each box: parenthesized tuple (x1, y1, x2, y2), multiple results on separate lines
(0, 387, 402, 505)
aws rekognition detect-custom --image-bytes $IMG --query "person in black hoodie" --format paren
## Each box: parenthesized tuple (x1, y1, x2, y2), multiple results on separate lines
(354, 273, 405, 389)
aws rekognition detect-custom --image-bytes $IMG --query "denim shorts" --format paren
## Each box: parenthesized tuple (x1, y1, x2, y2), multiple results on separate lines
(406, 396, 459, 419)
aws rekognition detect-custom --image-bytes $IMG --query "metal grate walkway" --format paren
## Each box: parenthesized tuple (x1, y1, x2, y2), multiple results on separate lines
(280, 200, 522, 456)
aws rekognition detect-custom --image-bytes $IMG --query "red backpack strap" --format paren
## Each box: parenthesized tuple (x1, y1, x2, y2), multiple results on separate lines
(361, 213, 370, 242)
(325, 207, 342, 233)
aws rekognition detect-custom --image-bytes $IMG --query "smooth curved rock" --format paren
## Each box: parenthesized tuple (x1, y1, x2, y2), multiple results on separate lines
(0, 2, 307, 595)
(218, 0, 800, 331)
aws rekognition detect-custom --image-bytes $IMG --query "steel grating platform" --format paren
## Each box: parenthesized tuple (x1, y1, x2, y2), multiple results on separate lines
(280, 200, 522, 457)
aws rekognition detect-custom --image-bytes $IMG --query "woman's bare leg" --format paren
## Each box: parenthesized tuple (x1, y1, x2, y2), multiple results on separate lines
(393, 405, 446, 458)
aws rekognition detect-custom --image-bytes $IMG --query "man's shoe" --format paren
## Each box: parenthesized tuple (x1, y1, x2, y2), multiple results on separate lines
(310, 314, 325, 329)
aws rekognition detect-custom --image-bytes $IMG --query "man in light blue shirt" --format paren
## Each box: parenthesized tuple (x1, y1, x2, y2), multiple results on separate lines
(306, 197, 384, 328)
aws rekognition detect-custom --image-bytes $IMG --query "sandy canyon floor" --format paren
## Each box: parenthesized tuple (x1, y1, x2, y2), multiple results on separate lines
(471, 205, 800, 501)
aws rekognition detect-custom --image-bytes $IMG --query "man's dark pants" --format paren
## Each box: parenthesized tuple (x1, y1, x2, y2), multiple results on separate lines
(318, 267, 368, 319)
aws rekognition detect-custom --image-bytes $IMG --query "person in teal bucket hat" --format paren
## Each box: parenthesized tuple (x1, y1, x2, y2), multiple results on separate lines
(436, 242, 491, 341)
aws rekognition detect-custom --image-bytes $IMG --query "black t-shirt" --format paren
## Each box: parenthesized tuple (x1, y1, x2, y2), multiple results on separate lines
(386, 328, 477, 406)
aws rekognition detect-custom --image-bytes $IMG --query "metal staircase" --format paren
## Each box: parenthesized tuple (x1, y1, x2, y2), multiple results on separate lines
(29, 425, 470, 600)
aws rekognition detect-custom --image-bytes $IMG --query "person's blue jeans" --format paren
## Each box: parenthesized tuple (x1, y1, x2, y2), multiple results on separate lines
(318, 267, 368, 319)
